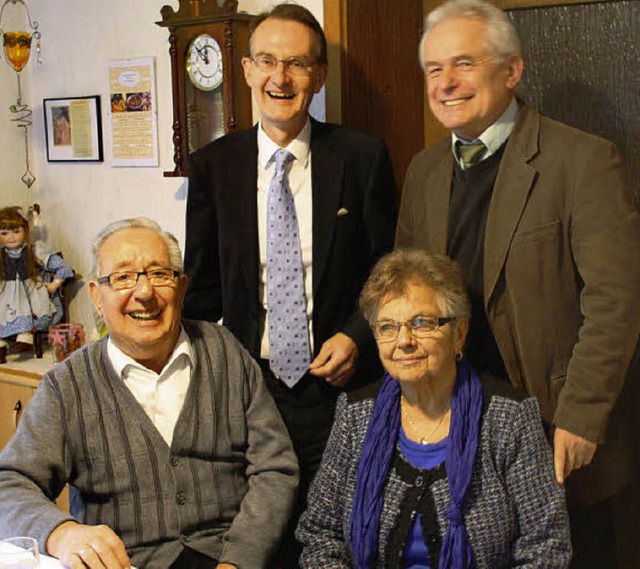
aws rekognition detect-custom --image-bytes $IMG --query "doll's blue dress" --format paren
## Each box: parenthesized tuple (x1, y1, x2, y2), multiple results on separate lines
(0, 244, 74, 339)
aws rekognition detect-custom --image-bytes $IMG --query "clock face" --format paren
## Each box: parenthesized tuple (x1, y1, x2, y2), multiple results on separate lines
(187, 34, 224, 91)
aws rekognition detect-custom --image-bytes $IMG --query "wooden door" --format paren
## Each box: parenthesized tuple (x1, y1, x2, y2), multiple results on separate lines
(323, 0, 425, 202)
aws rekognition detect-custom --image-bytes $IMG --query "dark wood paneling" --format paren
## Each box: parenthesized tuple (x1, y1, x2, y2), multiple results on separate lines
(327, 0, 425, 200)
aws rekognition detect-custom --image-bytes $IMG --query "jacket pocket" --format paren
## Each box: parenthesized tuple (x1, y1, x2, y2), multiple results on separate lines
(511, 220, 561, 248)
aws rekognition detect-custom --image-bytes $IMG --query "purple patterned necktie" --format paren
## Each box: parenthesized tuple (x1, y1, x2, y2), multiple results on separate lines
(266, 148, 311, 387)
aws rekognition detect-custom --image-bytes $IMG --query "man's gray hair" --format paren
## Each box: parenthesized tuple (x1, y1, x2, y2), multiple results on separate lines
(419, 0, 522, 69)
(90, 217, 183, 278)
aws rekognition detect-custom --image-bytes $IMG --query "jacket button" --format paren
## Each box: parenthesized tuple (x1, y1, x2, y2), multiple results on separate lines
(170, 456, 180, 467)
(176, 492, 187, 505)
(415, 475, 424, 487)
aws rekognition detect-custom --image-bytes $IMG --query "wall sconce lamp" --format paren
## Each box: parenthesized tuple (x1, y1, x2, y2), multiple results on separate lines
(0, 0, 41, 188)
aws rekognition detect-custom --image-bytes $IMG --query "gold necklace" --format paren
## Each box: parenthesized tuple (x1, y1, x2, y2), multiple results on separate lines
(401, 397, 451, 445)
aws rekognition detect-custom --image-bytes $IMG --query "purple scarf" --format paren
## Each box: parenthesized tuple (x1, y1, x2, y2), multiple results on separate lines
(350, 359, 482, 568)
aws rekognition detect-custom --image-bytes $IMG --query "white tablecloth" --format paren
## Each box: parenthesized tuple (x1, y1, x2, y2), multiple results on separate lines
(0, 539, 138, 568)
(0, 541, 62, 568)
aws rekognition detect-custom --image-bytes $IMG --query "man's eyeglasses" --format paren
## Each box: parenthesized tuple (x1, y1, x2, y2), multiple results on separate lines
(97, 268, 180, 291)
(250, 54, 317, 76)
(373, 316, 455, 343)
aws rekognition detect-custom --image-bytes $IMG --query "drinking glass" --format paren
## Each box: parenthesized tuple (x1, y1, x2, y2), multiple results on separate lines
(48, 323, 85, 363)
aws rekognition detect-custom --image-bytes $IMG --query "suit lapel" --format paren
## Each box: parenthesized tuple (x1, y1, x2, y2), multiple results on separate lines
(221, 126, 260, 300)
(425, 145, 454, 254)
(311, 120, 344, 295)
(484, 106, 540, 305)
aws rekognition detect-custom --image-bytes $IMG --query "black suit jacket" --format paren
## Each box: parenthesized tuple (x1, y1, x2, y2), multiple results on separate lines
(184, 119, 397, 387)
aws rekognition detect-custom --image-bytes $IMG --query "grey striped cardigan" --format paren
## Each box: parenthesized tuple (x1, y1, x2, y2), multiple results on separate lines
(0, 320, 299, 568)
(297, 376, 571, 568)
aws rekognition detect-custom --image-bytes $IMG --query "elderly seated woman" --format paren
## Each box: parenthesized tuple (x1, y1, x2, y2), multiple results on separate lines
(296, 249, 571, 568)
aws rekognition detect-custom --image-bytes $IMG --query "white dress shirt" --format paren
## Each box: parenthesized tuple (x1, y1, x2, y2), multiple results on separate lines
(107, 328, 193, 446)
(257, 118, 314, 360)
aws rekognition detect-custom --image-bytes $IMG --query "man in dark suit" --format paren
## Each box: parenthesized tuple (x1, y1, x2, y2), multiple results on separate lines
(396, 0, 639, 566)
(183, 4, 396, 565)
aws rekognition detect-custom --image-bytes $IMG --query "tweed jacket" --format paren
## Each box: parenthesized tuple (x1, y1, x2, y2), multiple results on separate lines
(396, 105, 640, 503)
(0, 320, 299, 569)
(296, 376, 571, 568)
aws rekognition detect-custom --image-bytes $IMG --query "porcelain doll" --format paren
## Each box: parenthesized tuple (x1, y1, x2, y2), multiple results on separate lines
(0, 207, 74, 362)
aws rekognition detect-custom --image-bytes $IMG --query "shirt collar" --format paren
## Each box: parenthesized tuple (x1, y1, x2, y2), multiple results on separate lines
(258, 117, 311, 170)
(451, 97, 519, 163)
(5, 244, 27, 258)
(107, 326, 193, 378)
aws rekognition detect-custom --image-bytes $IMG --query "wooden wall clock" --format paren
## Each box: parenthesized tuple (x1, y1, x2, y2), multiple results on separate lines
(157, 0, 254, 177)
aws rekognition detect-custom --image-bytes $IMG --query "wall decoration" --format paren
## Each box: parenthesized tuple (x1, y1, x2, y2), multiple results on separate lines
(106, 57, 159, 167)
(0, 0, 42, 187)
(43, 95, 103, 162)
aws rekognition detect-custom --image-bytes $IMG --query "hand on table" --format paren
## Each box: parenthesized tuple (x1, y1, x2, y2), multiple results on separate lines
(309, 332, 358, 388)
(553, 427, 597, 484)
(46, 521, 131, 569)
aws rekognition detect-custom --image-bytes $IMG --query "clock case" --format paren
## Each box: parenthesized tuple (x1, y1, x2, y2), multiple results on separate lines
(157, 0, 254, 177)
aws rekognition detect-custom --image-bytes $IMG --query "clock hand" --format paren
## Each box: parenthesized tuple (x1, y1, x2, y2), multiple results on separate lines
(197, 45, 210, 65)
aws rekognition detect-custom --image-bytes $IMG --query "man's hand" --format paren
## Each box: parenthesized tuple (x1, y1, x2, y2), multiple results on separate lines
(309, 333, 358, 387)
(553, 427, 597, 484)
(46, 521, 131, 569)
(216, 564, 238, 569)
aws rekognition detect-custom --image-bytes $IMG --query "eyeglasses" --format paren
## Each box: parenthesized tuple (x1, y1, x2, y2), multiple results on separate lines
(373, 316, 455, 343)
(250, 54, 317, 76)
(97, 268, 180, 291)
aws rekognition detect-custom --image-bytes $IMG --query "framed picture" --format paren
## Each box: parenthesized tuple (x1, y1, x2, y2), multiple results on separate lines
(43, 95, 103, 162)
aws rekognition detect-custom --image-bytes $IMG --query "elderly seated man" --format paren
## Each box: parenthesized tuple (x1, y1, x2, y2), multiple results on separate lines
(0, 217, 299, 569)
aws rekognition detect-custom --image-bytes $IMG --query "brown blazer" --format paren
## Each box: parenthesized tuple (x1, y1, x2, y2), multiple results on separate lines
(397, 104, 640, 504)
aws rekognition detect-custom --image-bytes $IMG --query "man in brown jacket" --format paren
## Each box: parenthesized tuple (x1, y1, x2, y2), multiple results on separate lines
(396, 1, 640, 566)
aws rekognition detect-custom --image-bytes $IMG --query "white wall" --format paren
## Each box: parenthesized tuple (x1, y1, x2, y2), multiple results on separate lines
(0, 0, 323, 338)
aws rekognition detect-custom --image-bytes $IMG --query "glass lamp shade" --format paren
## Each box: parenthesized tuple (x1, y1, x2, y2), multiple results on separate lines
(3, 31, 32, 72)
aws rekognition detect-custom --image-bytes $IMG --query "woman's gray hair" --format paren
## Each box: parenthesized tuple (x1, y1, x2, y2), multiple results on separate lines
(419, 0, 521, 69)
(90, 217, 183, 278)
(360, 248, 471, 326)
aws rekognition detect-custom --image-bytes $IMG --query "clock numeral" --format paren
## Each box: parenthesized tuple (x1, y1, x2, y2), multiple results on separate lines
(187, 33, 224, 91)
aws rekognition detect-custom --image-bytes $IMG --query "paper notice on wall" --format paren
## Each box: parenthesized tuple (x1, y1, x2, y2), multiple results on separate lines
(106, 57, 159, 167)
(68, 99, 93, 158)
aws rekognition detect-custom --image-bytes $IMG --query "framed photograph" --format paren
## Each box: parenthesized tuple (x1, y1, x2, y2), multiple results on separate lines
(43, 95, 103, 162)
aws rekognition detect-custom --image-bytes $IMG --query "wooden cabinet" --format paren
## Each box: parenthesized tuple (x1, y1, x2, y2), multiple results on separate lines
(0, 377, 37, 450)
(0, 356, 69, 512)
